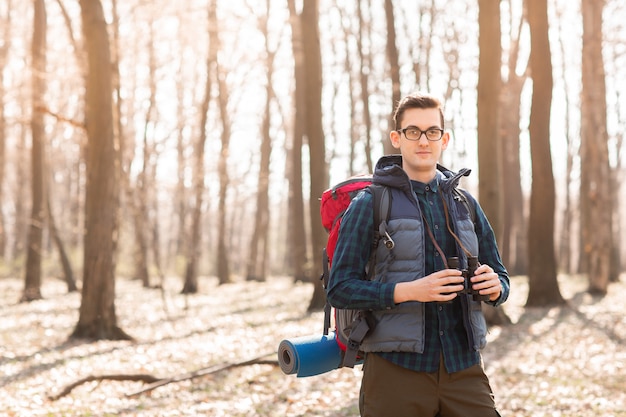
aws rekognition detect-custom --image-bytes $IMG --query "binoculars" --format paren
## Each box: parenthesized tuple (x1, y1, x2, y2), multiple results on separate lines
(446, 256, 490, 302)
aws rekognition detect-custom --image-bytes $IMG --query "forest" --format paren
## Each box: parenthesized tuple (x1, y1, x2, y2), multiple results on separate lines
(0, 0, 625, 415)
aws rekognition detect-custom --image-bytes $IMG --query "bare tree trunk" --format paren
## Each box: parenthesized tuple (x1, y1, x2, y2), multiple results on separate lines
(0, 1, 10, 259)
(133, 22, 158, 288)
(214, 4, 231, 286)
(555, 5, 576, 275)
(12, 127, 28, 260)
(608, 84, 623, 279)
(22, 0, 47, 303)
(477, 0, 510, 325)
(246, 2, 274, 282)
(301, 0, 328, 311)
(441, 21, 460, 105)
(424, 0, 436, 91)
(477, 0, 503, 243)
(500, 75, 527, 275)
(286, 0, 309, 283)
(54, 0, 87, 261)
(182, 2, 214, 294)
(407, 3, 428, 90)
(110, 0, 140, 286)
(133, 131, 150, 287)
(174, 72, 188, 261)
(580, 0, 611, 295)
(525, 0, 564, 307)
(72, 0, 130, 340)
(500, 4, 528, 275)
(336, 6, 358, 176)
(384, 0, 400, 157)
(47, 190, 77, 292)
(356, 1, 374, 169)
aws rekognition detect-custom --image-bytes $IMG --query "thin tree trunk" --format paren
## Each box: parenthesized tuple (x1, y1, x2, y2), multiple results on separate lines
(133, 129, 150, 287)
(337, 5, 358, 175)
(301, 0, 328, 311)
(477, 0, 503, 242)
(286, 0, 309, 283)
(500, 4, 528, 275)
(555, 5, 576, 275)
(477, 0, 510, 326)
(525, 0, 564, 307)
(580, 0, 611, 295)
(408, 3, 428, 89)
(47, 190, 77, 292)
(424, 0, 436, 91)
(609, 87, 623, 280)
(182, 2, 214, 294)
(214, 3, 231, 286)
(133, 22, 157, 288)
(13, 126, 28, 259)
(500, 75, 527, 275)
(22, 0, 47, 303)
(0, 1, 10, 259)
(356, 1, 374, 169)
(384, 0, 400, 157)
(246, 2, 274, 282)
(174, 68, 188, 260)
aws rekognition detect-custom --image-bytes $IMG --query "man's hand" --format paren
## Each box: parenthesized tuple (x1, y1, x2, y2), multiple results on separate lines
(394, 269, 464, 304)
(471, 264, 502, 301)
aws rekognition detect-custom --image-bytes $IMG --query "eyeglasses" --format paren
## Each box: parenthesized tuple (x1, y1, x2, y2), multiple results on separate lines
(397, 126, 444, 141)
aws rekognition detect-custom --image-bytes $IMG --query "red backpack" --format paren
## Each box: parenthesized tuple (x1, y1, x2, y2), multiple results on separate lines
(319, 176, 391, 368)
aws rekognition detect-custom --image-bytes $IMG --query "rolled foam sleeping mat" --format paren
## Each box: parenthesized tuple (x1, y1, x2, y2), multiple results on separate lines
(277, 332, 342, 377)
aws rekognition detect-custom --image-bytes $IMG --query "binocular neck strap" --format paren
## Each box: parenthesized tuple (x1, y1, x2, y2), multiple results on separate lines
(440, 192, 472, 258)
(420, 210, 449, 269)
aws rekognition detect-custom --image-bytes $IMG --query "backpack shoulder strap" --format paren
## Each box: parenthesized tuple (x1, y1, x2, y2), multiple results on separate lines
(369, 184, 391, 229)
(340, 184, 391, 368)
(360, 184, 393, 279)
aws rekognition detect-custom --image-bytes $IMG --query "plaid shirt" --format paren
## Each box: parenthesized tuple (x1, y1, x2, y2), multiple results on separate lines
(327, 176, 510, 373)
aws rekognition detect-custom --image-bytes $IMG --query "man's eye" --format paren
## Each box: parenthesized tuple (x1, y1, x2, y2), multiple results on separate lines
(426, 129, 441, 138)
(407, 129, 419, 136)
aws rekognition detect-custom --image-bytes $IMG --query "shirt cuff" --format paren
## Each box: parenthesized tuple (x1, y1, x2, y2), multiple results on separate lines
(380, 282, 397, 309)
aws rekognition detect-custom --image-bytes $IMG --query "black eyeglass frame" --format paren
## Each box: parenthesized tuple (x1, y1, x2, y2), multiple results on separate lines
(397, 126, 444, 141)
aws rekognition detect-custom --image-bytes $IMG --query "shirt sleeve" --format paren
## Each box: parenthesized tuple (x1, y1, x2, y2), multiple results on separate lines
(326, 190, 397, 310)
(469, 195, 510, 307)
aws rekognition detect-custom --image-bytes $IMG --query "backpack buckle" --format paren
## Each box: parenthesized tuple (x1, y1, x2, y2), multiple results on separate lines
(383, 231, 395, 249)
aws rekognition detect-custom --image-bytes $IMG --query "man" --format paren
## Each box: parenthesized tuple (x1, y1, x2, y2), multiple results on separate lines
(327, 91, 509, 417)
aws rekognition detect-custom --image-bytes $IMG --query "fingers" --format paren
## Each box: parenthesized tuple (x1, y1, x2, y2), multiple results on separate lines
(470, 266, 501, 300)
(434, 270, 464, 301)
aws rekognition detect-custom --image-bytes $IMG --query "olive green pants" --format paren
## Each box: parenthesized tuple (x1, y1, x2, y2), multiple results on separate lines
(359, 353, 500, 417)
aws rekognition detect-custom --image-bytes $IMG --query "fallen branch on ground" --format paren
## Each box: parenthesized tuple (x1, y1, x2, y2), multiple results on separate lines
(49, 374, 161, 400)
(126, 353, 278, 397)
(49, 353, 278, 400)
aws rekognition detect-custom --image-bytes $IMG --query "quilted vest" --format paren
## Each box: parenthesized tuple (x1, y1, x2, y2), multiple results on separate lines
(360, 155, 487, 353)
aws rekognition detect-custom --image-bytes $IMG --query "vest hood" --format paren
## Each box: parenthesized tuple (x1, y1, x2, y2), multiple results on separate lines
(373, 154, 472, 192)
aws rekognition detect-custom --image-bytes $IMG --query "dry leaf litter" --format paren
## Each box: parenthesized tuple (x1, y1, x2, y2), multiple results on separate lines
(1, 274, 625, 416)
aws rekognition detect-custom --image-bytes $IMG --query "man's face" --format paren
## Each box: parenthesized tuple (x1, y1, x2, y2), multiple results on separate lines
(389, 107, 449, 182)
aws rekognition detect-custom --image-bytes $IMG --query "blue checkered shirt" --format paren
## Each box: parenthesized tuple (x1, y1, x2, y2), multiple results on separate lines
(327, 177, 509, 373)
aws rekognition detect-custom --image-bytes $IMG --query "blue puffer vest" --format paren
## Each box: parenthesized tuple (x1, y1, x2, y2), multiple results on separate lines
(360, 155, 488, 354)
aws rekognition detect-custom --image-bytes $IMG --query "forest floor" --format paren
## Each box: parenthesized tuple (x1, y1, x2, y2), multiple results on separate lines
(1, 272, 625, 417)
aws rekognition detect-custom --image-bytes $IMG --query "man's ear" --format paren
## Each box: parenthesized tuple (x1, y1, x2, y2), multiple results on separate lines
(389, 130, 401, 149)
(441, 131, 450, 150)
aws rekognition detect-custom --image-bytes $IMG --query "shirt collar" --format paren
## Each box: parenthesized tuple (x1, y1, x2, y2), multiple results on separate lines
(411, 174, 441, 195)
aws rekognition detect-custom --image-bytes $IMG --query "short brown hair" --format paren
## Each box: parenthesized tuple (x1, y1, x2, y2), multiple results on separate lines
(393, 92, 445, 131)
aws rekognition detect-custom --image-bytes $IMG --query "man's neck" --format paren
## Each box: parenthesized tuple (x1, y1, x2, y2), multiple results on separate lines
(406, 169, 437, 184)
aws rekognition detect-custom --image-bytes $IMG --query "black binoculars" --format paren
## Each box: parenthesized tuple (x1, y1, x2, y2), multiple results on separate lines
(446, 256, 490, 302)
